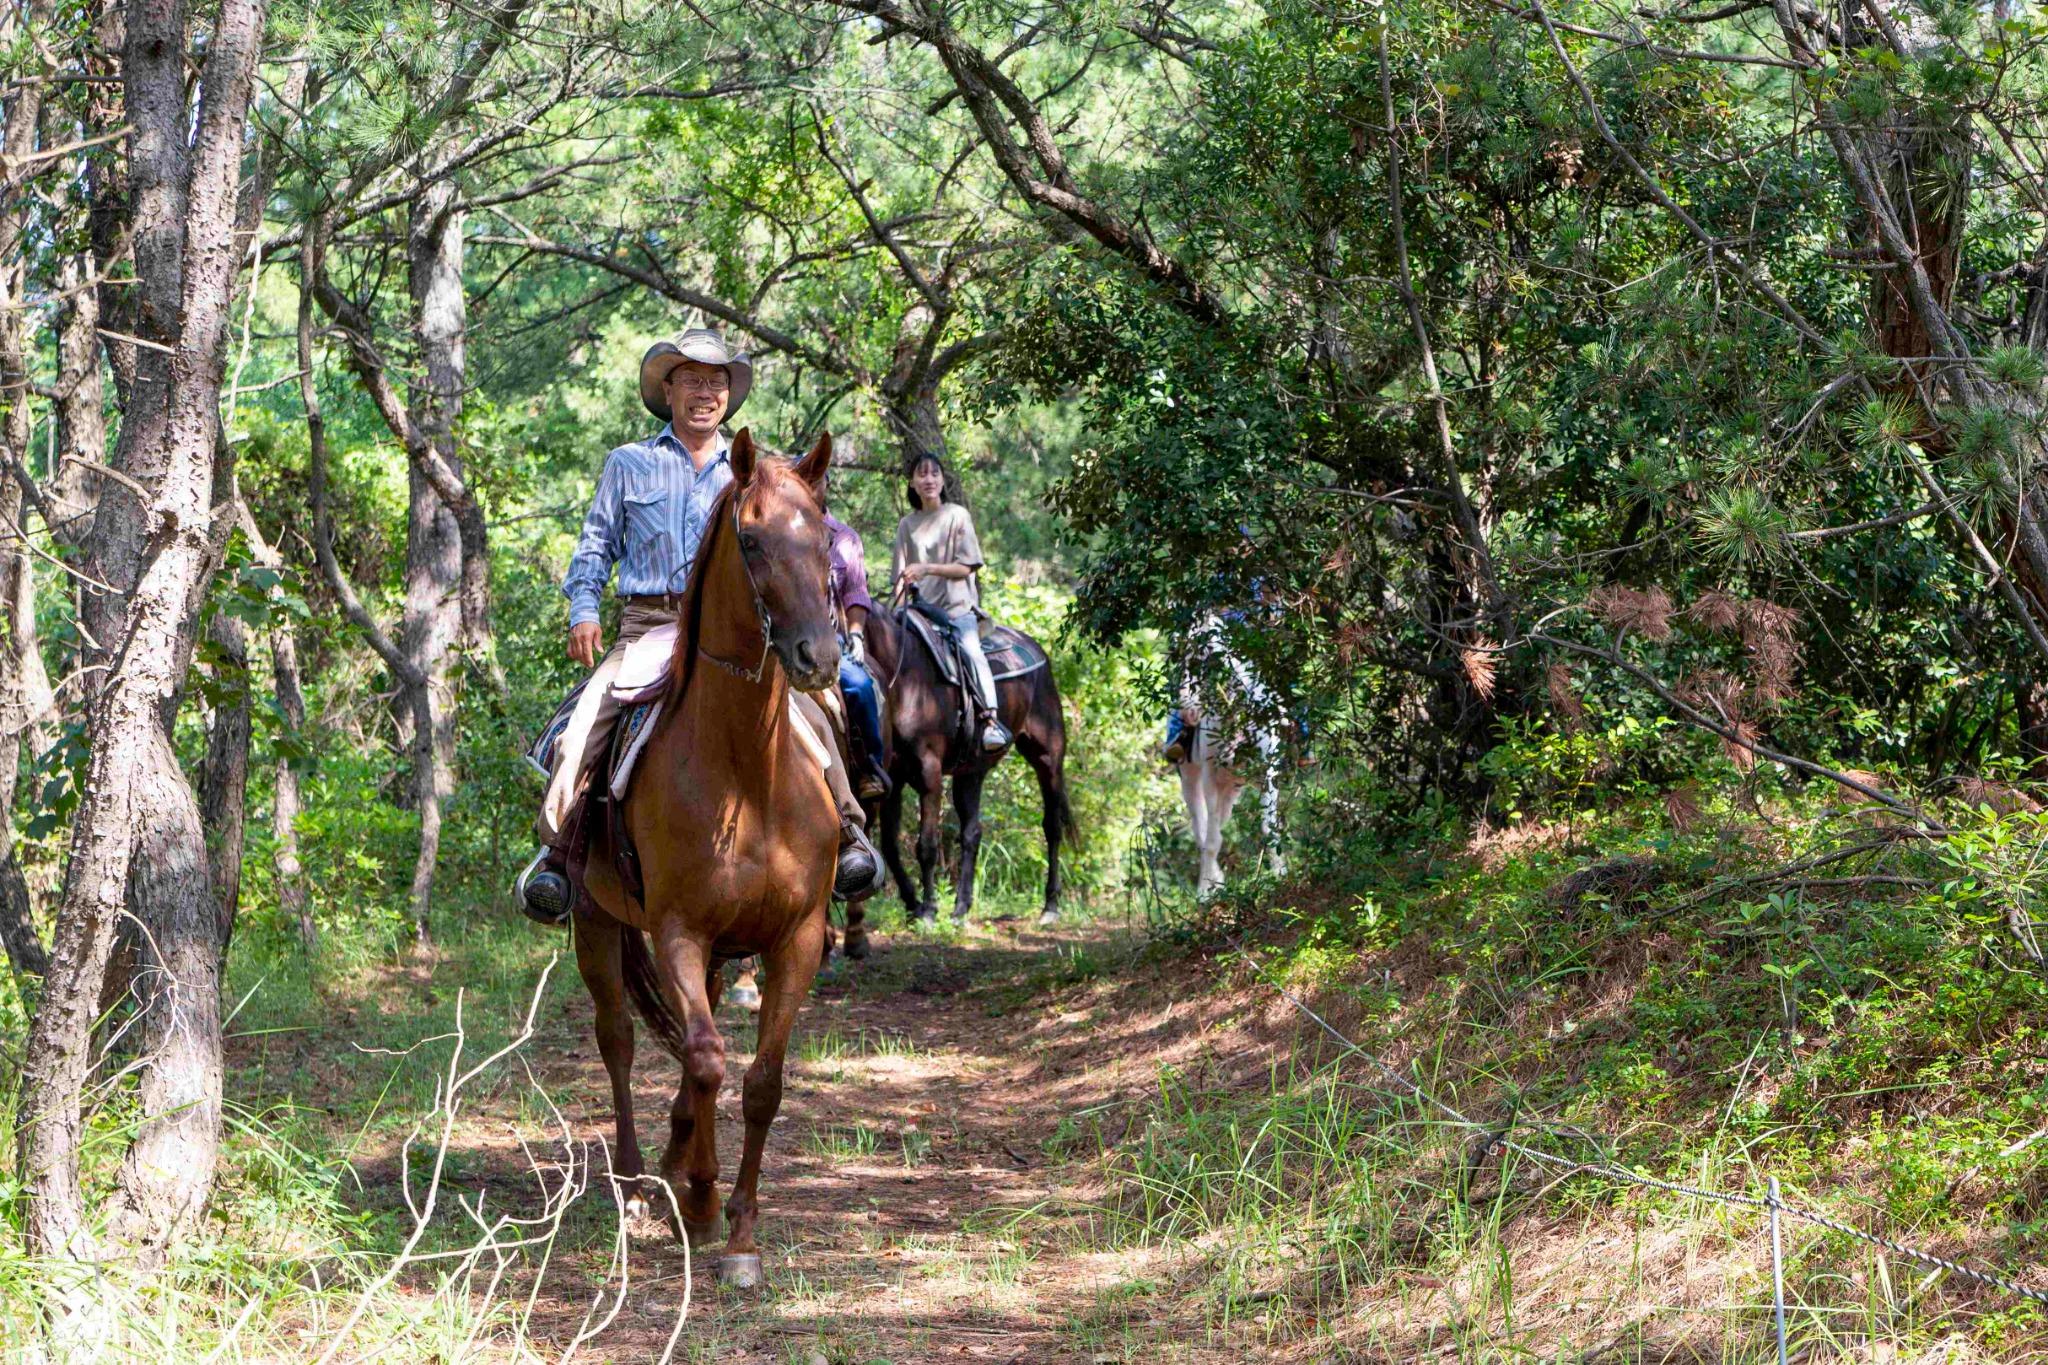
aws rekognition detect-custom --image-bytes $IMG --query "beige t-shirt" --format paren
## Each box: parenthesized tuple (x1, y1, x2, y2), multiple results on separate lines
(893, 502, 984, 616)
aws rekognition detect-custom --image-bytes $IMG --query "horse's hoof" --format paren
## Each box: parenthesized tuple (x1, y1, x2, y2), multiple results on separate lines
(912, 905, 937, 926)
(845, 930, 870, 960)
(719, 1252, 763, 1289)
(623, 1192, 651, 1221)
(1037, 909, 1059, 928)
(681, 1216, 722, 1249)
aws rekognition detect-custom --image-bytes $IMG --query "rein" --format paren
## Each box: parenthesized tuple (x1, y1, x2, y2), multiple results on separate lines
(699, 493, 776, 684)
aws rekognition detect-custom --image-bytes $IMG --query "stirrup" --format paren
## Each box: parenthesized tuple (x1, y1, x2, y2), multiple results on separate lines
(515, 849, 572, 925)
(980, 720, 1011, 753)
(834, 821, 885, 901)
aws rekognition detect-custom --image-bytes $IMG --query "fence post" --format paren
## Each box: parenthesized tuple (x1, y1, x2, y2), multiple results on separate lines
(1768, 1176, 1789, 1365)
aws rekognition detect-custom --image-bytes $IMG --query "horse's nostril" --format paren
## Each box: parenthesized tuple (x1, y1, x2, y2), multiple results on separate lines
(794, 639, 816, 670)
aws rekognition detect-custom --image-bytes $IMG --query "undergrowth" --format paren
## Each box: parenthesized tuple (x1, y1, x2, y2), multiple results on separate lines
(1026, 766, 2048, 1360)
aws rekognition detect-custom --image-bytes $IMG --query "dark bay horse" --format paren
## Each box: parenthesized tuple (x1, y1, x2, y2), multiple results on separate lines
(576, 429, 840, 1289)
(855, 603, 1074, 931)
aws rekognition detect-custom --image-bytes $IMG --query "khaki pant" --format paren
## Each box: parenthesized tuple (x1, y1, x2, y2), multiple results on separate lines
(538, 599, 859, 845)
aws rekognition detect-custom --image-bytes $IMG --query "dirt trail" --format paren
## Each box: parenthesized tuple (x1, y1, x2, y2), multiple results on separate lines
(470, 916, 1239, 1365)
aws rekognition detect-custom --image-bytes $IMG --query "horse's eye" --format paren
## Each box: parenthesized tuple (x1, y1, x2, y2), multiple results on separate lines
(738, 533, 762, 558)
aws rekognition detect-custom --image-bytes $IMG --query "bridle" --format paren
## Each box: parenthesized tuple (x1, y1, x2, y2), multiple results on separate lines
(700, 491, 776, 684)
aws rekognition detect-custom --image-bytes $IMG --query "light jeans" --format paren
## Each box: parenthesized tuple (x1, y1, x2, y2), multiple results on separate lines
(538, 600, 672, 844)
(950, 611, 1000, 714)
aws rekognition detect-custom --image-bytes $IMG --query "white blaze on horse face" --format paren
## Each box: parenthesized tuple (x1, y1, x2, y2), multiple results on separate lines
(788, 510, 807, 532)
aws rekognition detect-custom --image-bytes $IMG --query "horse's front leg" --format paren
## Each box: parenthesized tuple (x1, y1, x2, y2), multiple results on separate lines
(880, 764, 918, 917)
(948, 768, 987, 922)
(572, 911, 649, 1216)
(843, 891, 871, 960)
(721, 913, 827, 1289)
(649, 924, 725, 1245)
(913, 754, 944, 924)
(1180, 762, 1214, 894)
(1258, 724, 1287, 877)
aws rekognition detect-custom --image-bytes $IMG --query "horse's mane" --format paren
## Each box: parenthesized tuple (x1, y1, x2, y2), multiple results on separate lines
(666, 478, 742, 704)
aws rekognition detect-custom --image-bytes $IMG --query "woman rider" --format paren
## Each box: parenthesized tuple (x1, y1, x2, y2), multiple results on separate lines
(893, 455, 1009, 752)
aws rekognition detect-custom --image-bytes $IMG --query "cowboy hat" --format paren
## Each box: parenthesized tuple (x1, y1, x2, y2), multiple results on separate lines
(639, 328, 753, 422)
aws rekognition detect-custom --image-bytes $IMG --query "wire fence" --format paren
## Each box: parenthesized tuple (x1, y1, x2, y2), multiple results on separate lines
(1226, 932, 2048, 1346)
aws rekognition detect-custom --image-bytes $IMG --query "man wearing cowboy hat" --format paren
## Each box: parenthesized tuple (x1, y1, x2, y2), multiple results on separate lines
(516, 328, 882, 923)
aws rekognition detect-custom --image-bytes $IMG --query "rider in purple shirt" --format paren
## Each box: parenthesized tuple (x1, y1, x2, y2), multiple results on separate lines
(826, 513, 890, 799)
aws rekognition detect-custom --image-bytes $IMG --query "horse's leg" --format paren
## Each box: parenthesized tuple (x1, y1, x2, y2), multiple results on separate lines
(843, 892, 871, 960)
(1208, 773, 1245, 895)
(573, 912, 649, 1216)
(1257, 723, 1286, 876)
(1187, 769, 1212, 896)
(948, 767, 987, 922)
(721, 914, 827, 1288)
(880, 770, 918, 917)
(648, 924, 725, 1244)
(1261, 763, 1287, 877)
(913, 752, 944, 924)
(1182, 763, 1214, 894)
(1014, 723, 1069, 926)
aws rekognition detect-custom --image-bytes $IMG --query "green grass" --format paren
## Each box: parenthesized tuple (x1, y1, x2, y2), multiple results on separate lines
(1052, 778, 2048, 1358)
(795, 1023, 924, 1064)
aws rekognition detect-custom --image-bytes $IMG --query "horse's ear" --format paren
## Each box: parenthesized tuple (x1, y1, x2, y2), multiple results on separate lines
(794, 431, 831, 500)
(730, 427, 755, 487)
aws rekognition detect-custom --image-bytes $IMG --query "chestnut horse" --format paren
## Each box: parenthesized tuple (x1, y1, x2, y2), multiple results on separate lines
(852, 604, 1074, 932)
(575, 429, 839, 1289)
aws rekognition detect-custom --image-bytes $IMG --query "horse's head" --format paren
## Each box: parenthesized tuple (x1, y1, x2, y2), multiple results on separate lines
(729, 428, 838, 692)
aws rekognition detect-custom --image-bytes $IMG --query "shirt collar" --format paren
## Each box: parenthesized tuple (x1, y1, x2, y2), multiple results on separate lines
(655, 424, 731, 465)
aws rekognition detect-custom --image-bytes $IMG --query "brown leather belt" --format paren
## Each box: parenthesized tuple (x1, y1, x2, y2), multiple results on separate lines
(622, 593, 685, 612)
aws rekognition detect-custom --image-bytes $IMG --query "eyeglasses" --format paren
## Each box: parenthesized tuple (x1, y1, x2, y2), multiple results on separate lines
(667, 371, 730, 394)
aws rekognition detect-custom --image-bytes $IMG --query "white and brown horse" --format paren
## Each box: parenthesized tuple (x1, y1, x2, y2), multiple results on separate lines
(1174, 619, 1286, 895)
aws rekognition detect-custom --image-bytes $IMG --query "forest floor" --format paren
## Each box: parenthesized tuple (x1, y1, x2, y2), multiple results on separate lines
(225, 820, 2046, 1364)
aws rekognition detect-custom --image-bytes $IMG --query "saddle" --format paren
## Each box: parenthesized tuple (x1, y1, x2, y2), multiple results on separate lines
(896, 602, 1048, 742)
(531, 625, 839, 910)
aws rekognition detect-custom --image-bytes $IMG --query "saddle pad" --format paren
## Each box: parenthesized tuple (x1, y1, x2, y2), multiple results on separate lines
(610, 622, 678, 705)
(903, 612, 1046, 686)
(607, 697, 663, 800)
(984, 624, 1048, 682)
(525, 676, 590, 777)
(904, 610, 961, 689)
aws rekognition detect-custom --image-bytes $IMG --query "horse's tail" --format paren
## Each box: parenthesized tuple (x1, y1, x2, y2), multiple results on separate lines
(619, 924, 691, 1063)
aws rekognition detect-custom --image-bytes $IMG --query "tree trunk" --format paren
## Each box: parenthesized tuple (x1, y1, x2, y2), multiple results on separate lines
(0, 2, 50, 991)
(199, 605, 252, 945)
(0, 482, 52, 990)
(270, 621, 313, 951)
(106, 723, 222, 1259)
(407, 181, 500, 707)
(16, 0, 269, 1333)
(51, 253, 106, 550)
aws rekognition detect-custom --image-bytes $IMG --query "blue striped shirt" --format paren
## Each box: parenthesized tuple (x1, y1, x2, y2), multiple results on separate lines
(562, 425, 733, 626)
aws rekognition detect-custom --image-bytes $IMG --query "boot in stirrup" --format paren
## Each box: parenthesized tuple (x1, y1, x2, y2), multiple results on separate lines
(515, 848, 573, 925)
(834, 819, 886, 900)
